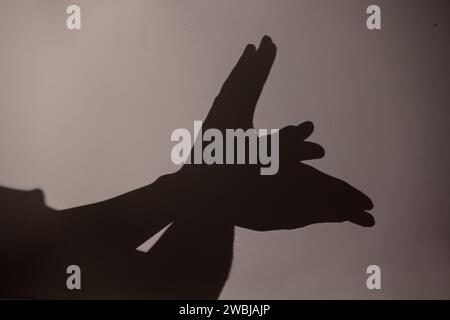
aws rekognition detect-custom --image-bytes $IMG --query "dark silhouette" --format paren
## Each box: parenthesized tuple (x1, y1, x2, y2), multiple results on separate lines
(0, 36, 374, 299)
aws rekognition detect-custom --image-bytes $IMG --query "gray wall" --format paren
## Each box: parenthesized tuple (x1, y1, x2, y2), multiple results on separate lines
(0, 0, 449, 298)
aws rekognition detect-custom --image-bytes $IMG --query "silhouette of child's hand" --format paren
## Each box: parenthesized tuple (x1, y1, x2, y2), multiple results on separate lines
(170, 35, 374, 230)
(0, 35, 375, 299)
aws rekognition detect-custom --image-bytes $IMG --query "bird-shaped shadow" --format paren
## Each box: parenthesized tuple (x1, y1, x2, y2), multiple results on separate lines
(0, 36, 374, 299)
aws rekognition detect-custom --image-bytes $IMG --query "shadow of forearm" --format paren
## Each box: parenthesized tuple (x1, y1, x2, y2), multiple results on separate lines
(140, 217, 235, 299)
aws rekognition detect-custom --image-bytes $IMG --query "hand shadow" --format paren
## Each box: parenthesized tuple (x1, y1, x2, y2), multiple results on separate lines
(0, 36, 374, 299)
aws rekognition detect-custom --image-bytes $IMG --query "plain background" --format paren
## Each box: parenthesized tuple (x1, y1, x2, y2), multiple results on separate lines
(0, 0, 449, 299)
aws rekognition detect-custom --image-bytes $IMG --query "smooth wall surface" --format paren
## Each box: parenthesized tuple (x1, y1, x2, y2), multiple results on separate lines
(0, 0, 449, 298)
